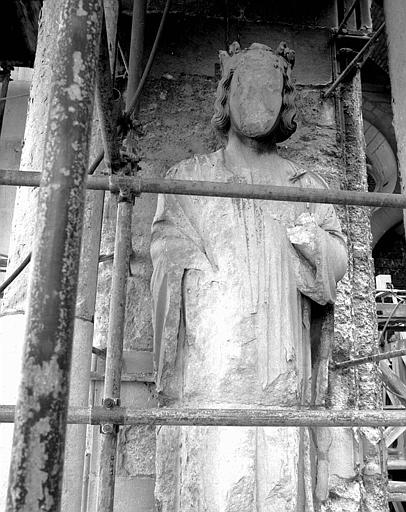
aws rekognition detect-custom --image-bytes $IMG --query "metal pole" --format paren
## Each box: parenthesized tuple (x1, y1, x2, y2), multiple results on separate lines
(61, 193, 104, 512)
(334, 347, 406, 369)
(0, 93, 29, 103)
(4, 169, 406, 208)
(4, 404, 406, 427)
(95, 12, 121, 173)
(5, 1, 103, 511)
(126, 0, 171, 117)
(96, 197, 133, 511)
(324, 23, 385, 97)
(96, 2, 145, 506)
(0, 253, 31, 297)
(127, 0, 147, 116)
(0, 65, 12, 137)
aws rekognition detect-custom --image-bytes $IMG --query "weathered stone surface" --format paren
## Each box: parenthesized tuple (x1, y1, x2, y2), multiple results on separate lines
(151, 43, 347, 511)
(321, 72, 387, 512)
(117, 425, 156, 477)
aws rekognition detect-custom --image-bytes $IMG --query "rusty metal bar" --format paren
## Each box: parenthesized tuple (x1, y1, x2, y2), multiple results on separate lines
(95, 1, 144, 507)
(324, 22, 385, 97)
(3, 169, 406, 208)
(63, 0, 120, 500)
(96, 198, 133, 511)
(0, 65, 12, 136)
(95, 13, 121, 173)
(0, 253, 31, 296)
(335, 0, 359, 35)
(5, 1, 103, 511)
(127, 0, 147, 116)
(61, 186, 105, 512)
(3, 404, 406, 427)
(0, 93, 29, 103)
(0, 244, 114, 296)
(96, 3, 148, 504)
(334, 347, 406, 369)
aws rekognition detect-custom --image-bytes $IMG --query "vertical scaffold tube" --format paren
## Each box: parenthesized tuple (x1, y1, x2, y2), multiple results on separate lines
(96, 199, 133, 511)
(127, 0, 147, 115)
(62, 1, 120, 510)
(96, 0, 143, 508)
(6, 1, 103, 511)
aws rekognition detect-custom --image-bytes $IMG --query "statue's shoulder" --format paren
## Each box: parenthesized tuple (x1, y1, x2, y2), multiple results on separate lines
(288, 161, 330, 190)
(165, 150, 224, 181)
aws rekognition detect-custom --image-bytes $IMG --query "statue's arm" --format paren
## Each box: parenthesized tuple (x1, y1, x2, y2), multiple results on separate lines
(287, 204, 348, 304)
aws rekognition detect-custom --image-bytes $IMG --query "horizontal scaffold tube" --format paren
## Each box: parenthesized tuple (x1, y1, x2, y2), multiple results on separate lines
(1, 405, 406, 426)
(1, 169, 406, 208)
(334, 347, 406, 369)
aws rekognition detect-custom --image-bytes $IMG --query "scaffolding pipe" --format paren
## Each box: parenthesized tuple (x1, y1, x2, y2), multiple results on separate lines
(61, 8, 118, 504)
(96, 198, 133, 512)
(95, 13, 121, 173)
(0, 253, 31, 296)
(334, 347, 406, 369)
(0, 245, 115, 298)
(96, 3, 143, 508)
(3, 169, 406, 208)
(61, 189, 104, 512)
(0, 65, 12, 137)
(127, 0, 147, 116)
(5, 1, 103, 511)
(324, 22, 385, 97)
(3, 405, 406, 427)
(60, 0, 119, 504)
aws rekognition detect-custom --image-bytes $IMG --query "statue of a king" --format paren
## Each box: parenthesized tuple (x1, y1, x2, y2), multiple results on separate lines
(150, 41, 348, 512)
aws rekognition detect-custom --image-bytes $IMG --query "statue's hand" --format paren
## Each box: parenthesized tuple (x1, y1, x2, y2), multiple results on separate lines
(287, 212, 319, 265)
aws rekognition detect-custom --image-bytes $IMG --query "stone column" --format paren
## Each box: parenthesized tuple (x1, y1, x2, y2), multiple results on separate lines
(0, 3, 58, 507)
(383, 1, 406, 230)
(322, 70, 387, 511)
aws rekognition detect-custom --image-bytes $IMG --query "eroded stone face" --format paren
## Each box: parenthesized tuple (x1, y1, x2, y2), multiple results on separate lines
(228, 50, 283, 139)
(151, 43, 347, 511)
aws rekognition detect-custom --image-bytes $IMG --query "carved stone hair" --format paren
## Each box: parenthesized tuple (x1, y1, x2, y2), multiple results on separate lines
(211, 42, 297, 143)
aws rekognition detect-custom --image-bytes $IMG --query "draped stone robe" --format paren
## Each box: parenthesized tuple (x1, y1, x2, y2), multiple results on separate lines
(150, 149, 347, 512)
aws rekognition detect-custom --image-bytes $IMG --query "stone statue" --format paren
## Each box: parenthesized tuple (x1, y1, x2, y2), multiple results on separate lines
(150, 42, 347, 512)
